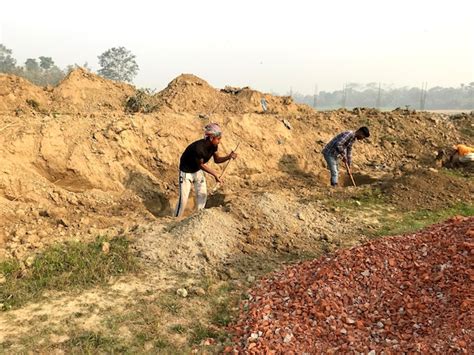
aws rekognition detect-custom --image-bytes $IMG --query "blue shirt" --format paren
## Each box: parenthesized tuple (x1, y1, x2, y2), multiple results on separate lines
(321, 131, 355, 166)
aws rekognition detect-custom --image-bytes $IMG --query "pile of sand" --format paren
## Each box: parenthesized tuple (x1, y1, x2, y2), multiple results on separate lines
(1, 69, 306, 117)
(155, 74, 239, 114)
(52, 68, 135, 113)
(0, 74, 50, 113)
(134, 208, 239, 273)
(236, 88, 301, 115)
(0, 69, 135, 114)
(155, 74, 302, 116)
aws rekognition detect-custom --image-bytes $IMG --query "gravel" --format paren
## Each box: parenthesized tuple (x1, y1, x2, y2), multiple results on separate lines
(228, 217, 473, 353)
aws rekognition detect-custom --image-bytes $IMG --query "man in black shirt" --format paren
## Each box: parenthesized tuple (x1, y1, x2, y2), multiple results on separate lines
(174, 123, 237, 217)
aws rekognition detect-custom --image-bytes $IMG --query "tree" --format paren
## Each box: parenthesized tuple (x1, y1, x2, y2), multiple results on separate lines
(24, 58, 40, 72)
(22, 58, 41, 84)
(39, 56, 54, 70)
(97, 46, 139, 83)
(0, 44, 17, 73)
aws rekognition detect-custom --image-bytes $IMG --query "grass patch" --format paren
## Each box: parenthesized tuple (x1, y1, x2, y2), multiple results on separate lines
(327, 187, 386, 209)
(102, 299, 181, 352)
(60, 331, 128, 353)
(0, 236, 138, 310)
(170, 324, 187, 334)
(460, 126, 474, 138)
(373, 203, 474, 236)
(99, 279, 240, 352)
(159, 294, 182, 315)
(439, 167, 474, 180)
(189, 322, 223, 345)
(209, 283, 237, 327)
(210, 300, 234, 327)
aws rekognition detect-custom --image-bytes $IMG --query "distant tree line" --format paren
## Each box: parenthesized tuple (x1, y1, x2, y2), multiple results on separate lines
(291, 82, 474, 110)
(0, 44, 139, 86)
(2, 43, 472, 109)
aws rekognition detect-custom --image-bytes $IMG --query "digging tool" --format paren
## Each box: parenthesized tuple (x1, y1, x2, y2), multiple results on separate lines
(344, 159, 357, 187)
(211, 142, 240, 194)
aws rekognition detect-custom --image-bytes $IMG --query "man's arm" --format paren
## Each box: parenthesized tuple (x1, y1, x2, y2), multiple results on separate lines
(213, 152, 237, 164)
(199, 160, 221, 183)
(346, 144, 353, 166)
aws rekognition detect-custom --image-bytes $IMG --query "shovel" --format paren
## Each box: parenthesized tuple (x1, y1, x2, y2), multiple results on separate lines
(211, 142, 240, 194)
(344, 160, 357, 187)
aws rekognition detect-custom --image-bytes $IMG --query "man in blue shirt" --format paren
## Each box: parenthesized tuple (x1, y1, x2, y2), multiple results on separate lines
(321, 126, 370, 187)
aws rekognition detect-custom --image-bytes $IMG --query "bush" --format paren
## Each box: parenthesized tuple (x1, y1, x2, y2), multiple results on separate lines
(125, 89, 158, 113)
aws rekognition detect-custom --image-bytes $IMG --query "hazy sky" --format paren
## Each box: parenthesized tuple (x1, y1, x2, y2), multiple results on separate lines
(1, 0, 473, 94)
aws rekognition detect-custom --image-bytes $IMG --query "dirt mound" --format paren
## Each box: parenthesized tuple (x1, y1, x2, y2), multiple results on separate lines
(228, 217, 473, 353)
(0, 71, 301, 116)
(156, 74, 238, 114)
(0, 69, 135, 114)
(133, 208, 239, 273)
(0, 74, 50, 113)
(382, 170, 474, 211)
(450, 111, 474, 139)
(155, 74, 301, 116)
(52, 68, 135, 113)
(235, 88, 301, 115)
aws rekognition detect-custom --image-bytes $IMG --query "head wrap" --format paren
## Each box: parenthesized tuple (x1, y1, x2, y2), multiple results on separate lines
(204, 123, 222, 138)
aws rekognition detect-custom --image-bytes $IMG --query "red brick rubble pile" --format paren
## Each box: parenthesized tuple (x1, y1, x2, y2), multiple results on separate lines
(228, 217, 473, 354)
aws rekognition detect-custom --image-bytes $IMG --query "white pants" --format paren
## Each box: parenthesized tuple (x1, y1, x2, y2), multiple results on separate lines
(174, 170, 207, 217)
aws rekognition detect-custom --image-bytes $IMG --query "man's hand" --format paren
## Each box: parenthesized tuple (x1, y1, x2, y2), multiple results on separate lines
(228, 152, 238, 160)
(214, 175, 223, 184)
(341, 155, 347, 164)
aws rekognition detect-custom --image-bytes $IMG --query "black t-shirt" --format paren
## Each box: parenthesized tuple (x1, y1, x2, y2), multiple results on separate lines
(179, 139, 218, 173)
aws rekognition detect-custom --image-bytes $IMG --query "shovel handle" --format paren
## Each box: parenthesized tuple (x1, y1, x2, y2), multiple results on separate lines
(211, 142, 240, 193)
(344, 160, 357, 187)
(219, 142, 240, 179)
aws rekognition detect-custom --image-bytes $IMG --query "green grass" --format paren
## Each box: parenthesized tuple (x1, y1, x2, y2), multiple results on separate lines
(170, 324, 187, 334)
(439, 167, 474, 180)
(95, 279, 240, 353)
(327, 187, 386, 209)
(373, 203, 474, 236)
(60, 331, 128, 354)
(0, 236, 138, 310)
(323, 184, 473, 238)
(209, 283, 237, 327)
(189, 322, 224, 345)
(159, 294, 182, 315)
(460, 126, 474, 138)
(101, 298, 181, 353)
